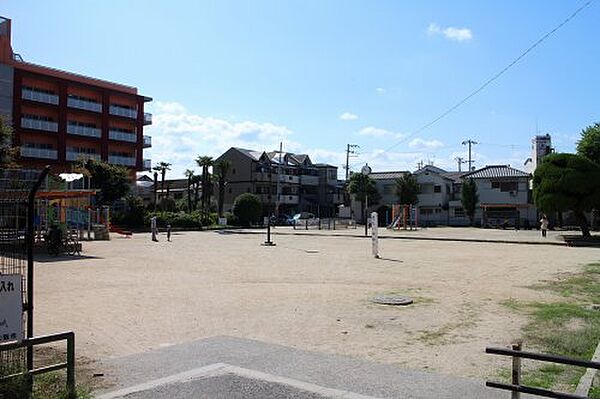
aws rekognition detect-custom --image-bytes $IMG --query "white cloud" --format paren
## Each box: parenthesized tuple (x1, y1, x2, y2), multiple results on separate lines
(145, 101, 298, 177)
(427, 23, 473, 42)
(375, 88, 386, 95)
(358, 126, 405, 139)
(408, 138, 444, 150)
(339, 112, 358, 121)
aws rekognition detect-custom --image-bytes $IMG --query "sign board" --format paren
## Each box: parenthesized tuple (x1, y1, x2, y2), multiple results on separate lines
(218, 217, 227, 226)
(0, 274, 23, 343)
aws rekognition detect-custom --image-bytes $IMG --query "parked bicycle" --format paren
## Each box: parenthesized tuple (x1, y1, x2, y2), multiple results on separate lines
(45, 225, 80, 256)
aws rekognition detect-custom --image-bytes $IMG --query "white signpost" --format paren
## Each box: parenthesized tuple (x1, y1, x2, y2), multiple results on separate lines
(371, 211, 379, 258)
(0, 274, 23, 343)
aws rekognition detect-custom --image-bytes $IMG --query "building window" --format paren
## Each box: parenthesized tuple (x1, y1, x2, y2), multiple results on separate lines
(68, 120, 97, 128)
(22, 113, 55, 122)
(23, 86, 56, 95)
(232, 168, 236, 175)
(454, 207, 465, 217)
(420, 208, 433, 215)
(434, 185, 441, 193)
(500, 182, 518, 192)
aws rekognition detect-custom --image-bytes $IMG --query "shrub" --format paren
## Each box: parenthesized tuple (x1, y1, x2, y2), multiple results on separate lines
(232, 193, 262, 226)
(145, 211, 202, 229)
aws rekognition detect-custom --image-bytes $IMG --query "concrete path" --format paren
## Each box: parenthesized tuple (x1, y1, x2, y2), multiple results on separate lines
(95, 336, 512, 399)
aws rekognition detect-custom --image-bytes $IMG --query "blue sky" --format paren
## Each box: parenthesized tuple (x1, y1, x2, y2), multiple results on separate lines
(5, 1, 599, 177)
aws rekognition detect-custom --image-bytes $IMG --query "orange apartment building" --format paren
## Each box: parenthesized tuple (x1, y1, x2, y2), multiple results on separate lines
(0, 16, 151, 176)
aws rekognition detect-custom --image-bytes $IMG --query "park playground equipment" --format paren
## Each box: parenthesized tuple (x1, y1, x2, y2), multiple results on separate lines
(388, 204, 419, 230)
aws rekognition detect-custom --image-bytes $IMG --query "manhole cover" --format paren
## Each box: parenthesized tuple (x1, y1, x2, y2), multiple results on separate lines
(372, 296, 413, 306)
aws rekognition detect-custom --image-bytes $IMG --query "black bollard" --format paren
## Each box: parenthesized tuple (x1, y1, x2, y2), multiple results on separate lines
(262, 219, 276, 246)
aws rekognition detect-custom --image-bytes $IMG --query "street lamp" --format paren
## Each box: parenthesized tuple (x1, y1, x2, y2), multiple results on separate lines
(361, 163, 372, 237)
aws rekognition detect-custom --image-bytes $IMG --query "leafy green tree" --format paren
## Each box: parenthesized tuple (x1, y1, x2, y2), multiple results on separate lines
(577, 122, 600, 164)
(195, 156, 214, 222)
(232, 193, 262, 226)
(79, 159, 130, 205)
(461, 178, 479, 226)
(214, 159, 232, 217)
(0, 115, 18, 167)
(122, 195, 146, 226)
(153, 162, 171, 198)
(348, 172, 381, 223)
(184, 169, 195, 213)
(533, 153, 600, 237)
(395, 173, 419, 205)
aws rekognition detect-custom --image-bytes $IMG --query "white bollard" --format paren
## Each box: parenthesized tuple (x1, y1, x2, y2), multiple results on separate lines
(371, 211, 379, 258)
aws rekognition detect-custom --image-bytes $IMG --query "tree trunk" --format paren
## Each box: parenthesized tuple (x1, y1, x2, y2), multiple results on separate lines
(218, 183, 224, 217)
(187, 177, 192, 213)
(574, 210, 591, 237)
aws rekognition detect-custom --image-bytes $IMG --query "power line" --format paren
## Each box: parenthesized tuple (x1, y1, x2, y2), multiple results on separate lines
(352, 0, 594, 169)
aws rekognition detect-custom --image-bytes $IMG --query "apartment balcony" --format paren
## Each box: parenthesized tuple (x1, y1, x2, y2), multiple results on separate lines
(22, 88, 59, 105)
(20, 147, 58, 160)
(143, 135, 152, 148)
(109, 130, 137, 143)
(143, 159, 152, 171)
(66, 151, 101, 162)
(109, 105, 138, 119)
(21, 117, 58, 132)
(67, 124, 101, 138)
(300, 175, 319, 186)
(143, 112, 152, 125)
(67, 97, 102, 112)
(108, 155, 136, 167)
(279, 195, 300, 204)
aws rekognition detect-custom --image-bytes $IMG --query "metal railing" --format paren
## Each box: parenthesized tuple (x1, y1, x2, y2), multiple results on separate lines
(67, 97, 102, 112)
(486, 344, 600, 399)
(67, 124, 101, 138)
(0, 331, 76, 399)
(293, 218, 357, 230)
(143, 158, 152, 170)
(21, 88, 59, 105)
(20, 147, 58, 160)
(20, 118, 58, 132)
(109, 130, 137, 143)
(66, 151, 101, 162)
(109, 105, 137, 119)
(143, 135, 152, 148)
(108, 155, 136, 166)
(143, 112, 152, 125)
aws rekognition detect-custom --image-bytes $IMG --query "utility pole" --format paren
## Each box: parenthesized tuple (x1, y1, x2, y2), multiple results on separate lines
(416, 160, 424, 170)
(454, 157, 466, 172)
(461, 139, 478, 171)
(345, 144, 359, 181)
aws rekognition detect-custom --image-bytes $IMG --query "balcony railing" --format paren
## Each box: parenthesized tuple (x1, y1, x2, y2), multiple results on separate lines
(109, 105, 137, 119)
(143, 135, 152, 148)
(108, 155, 136, 167)
(22, 88, 59, 105)
(143, 159, 152, 171)
(300, 175, 319, 186)
(21, 117, 58, 132)
(109, 130, 137, 143)
(66, 152, 101, 162)
(21, 147, 58, 160)
(67, 97, 102, 112)
(143, 112, 152, 125)
(67, 124, 101, 138)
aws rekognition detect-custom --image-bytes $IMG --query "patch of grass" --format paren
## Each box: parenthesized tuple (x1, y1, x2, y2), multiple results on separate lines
(589, 386, 600, 399)
(499, 261, 600, 394)
(33, 372, 92, 399)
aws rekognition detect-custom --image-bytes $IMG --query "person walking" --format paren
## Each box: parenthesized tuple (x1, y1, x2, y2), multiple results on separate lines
(151, 216, 159, 242)
(167, 224, 172, 242)
(540, 214, 549, 238)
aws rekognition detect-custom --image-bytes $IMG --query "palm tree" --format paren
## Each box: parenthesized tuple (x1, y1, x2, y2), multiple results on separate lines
(184, 169, 195, 213)
(214, 159, 232, 217)
(347, 172, 380, 223)
(153, 162, 172, 199)
(195, 156, 214, 219)
(153, 171, 159, 207)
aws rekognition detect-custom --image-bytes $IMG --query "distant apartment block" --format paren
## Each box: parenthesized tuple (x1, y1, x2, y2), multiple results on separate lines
(0, 16, 152, 176)
(215, 147, 344, 217)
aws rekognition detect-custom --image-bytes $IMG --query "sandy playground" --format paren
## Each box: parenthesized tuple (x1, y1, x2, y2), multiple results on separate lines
(34, 227, 599, 379)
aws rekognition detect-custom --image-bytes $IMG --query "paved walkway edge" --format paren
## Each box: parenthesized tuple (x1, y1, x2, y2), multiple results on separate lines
(575, 340, 600, 396)
(96, 362, 383, 399)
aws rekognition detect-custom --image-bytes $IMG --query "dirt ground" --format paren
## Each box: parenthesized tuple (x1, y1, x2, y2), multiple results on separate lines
(34, 228, 599, 379)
